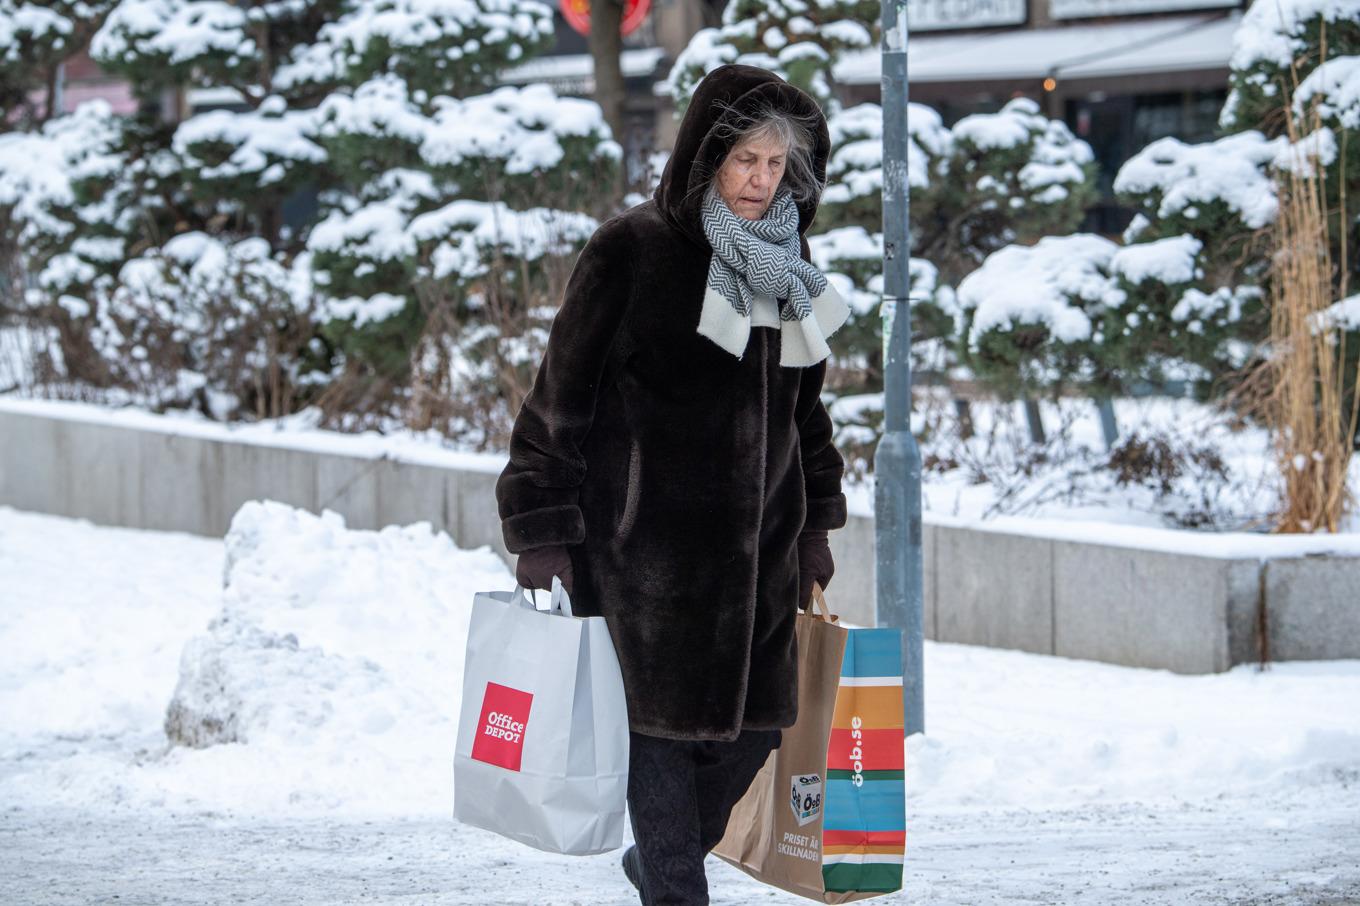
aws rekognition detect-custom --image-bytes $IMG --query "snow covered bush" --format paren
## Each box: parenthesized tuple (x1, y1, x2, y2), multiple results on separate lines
(1, 99, 189, 387)
(8, 0, 622, 440)
(1218, 0, 1360, 138)
(1214, 0, 1360, 443)
(1, 100, 129, 262)
(956, 234, 1119, 396)
(85, 233, 316, 417)
(906, 395, 1270, 529)
(843, 99, 1094, 394)
(301, 74, 617, 439)
(1108, 131, 1283, 391)
(928, 98, 1098, 287)
(954, 0, 1359, 408)
(816, 101, 952, 236)
(955, 228, 1264, 399)
(0, 1, 118, 130)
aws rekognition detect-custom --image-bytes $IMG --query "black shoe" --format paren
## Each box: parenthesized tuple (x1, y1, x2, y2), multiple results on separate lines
(621, 844, 646, 902)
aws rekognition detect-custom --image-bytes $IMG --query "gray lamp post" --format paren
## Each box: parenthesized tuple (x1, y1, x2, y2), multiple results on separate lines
(874, 0, 925, 737)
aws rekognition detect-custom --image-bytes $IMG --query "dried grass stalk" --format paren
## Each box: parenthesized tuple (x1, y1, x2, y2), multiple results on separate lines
(1264, 25, 1358, 532)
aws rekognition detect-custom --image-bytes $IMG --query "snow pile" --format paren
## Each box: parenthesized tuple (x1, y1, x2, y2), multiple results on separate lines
(153, 500, 501, 812)
(0, 501, 510, 817)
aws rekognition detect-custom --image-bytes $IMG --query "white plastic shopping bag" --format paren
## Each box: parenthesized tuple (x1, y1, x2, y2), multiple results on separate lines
(453, 576, 629, 855)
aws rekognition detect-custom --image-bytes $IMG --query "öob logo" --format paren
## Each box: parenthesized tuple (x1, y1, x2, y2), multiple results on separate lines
(789, 773, 823, 827)
(471, 681, 533, 772)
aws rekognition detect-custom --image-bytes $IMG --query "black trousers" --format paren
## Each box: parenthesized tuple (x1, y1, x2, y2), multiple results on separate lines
(625, 727, 782, 906)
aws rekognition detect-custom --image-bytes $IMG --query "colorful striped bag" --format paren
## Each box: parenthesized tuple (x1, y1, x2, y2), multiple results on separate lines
(713, 587, 905, 902)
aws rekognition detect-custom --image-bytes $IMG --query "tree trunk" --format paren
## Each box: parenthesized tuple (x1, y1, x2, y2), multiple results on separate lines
(589, 0, 627, 199)
(699, 0, 725, 27)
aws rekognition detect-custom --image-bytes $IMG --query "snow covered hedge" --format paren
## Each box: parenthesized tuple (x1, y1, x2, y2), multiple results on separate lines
(2, 0, 619, 442)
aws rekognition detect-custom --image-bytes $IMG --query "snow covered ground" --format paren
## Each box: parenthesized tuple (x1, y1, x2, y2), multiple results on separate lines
(1, 504, 1358, 904)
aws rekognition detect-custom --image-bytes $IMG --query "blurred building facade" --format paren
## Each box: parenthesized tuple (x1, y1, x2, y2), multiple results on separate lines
(513, 0, 1246, 235)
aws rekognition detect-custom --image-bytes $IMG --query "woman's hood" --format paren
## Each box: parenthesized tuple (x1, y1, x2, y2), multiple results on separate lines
(653, 64, 832, 248)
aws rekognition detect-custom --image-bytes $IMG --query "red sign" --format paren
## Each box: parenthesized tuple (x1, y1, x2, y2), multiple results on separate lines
(561, 0, 652, 37)
(470, 681, 534, 772)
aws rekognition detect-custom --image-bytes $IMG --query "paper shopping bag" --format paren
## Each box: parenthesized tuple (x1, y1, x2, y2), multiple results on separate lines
(453, 577, 629, 855)
(714, 587, 905, 902)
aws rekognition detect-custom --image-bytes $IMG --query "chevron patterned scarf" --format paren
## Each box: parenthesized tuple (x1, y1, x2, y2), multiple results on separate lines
(697, 183, 847, 367)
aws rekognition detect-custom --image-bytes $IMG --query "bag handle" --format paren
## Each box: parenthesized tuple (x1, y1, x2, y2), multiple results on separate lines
(511, 584, 536, 610)
(806, 581, 838, 623)
(550, 574, 574, 618)
(513, 577, 575, 618)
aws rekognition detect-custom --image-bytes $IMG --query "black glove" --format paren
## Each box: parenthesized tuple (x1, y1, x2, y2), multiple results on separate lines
(797, 529, 834, 610)
(515, 545, 575, 598)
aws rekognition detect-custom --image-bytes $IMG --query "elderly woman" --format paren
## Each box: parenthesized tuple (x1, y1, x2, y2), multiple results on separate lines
(495, 64, 850, 905)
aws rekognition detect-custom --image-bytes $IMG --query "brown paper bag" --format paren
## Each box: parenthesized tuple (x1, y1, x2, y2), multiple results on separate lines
(713, 589, 899, 903)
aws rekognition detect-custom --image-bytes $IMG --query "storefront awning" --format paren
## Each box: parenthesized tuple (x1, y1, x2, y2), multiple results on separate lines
(833, 11, 1241, 85)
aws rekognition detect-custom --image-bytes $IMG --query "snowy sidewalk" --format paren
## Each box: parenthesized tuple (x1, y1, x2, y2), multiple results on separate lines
(3, 792, 1358, 905)
(1, 505, 1358, 904)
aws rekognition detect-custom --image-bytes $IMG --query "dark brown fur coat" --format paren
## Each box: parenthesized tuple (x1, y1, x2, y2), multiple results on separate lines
(495, 64, 848, 741)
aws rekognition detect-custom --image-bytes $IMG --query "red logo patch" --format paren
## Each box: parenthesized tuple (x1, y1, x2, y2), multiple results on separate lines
(470, 682, 533, 772)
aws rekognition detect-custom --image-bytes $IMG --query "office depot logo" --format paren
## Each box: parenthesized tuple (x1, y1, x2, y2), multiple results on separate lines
(471, 682, 533, 771)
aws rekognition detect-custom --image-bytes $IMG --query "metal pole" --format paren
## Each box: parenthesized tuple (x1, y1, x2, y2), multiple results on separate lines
(875, 0, 925, 737)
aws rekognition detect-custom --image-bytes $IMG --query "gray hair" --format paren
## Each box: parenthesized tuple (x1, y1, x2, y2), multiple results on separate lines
(691, 98, 823, 210)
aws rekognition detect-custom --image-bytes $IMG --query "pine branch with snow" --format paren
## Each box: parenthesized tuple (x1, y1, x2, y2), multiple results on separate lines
(0, 0, 119, 129)
(664, 0, 879, 113)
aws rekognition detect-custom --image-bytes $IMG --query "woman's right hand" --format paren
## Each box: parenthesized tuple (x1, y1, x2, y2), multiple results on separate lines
(515, 545, 575, 597)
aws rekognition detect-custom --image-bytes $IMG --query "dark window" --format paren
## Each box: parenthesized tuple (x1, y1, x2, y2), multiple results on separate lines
(1066, 87, 1226, 236)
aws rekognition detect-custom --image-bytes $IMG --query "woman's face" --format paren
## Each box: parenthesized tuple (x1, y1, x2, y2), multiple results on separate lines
(715, 133, 788, 220)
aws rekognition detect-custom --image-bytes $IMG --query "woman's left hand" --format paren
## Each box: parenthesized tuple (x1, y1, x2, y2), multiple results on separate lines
(797, 529, 834, 609)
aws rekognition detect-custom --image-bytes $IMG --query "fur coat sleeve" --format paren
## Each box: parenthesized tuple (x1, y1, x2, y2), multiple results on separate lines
(792, 232, 847, 533)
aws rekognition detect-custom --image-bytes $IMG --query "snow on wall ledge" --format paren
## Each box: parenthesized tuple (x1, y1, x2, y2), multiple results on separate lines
(2, 395, 1358, 673)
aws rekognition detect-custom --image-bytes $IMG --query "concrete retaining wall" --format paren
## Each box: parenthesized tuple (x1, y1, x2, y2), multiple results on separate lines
(0, 406, 512, 564)
(2, 403, 1356, 672)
